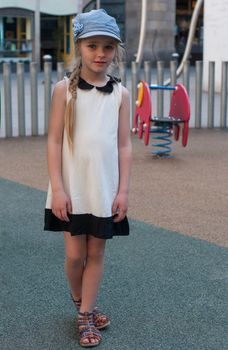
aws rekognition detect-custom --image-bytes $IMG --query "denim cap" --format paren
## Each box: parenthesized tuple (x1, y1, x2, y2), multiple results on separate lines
(72, 9, 121, 42)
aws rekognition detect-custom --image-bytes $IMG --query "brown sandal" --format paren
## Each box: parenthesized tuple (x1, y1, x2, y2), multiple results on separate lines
(78, 312, 102, 348)
(71, 294, 110, 330)
(93, 307, 110, 330)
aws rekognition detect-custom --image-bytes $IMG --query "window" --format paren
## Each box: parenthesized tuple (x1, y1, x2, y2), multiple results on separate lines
(65, 16, 71, 54)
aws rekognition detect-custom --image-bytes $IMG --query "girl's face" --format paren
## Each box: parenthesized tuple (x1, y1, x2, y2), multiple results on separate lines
(79, 36, 117, 75)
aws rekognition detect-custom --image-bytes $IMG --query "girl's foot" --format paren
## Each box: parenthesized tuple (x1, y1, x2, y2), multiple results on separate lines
(71, 295, 110, 330)
(78, 312, 102, 348)
(93, 307, 110, 330)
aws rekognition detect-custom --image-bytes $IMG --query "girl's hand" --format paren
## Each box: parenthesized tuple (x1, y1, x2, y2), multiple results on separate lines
(112, 192, 128, 223)
(51, 190, 72, 222)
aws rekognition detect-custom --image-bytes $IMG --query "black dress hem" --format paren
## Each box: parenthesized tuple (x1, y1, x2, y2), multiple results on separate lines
(44, 209, 129, 240)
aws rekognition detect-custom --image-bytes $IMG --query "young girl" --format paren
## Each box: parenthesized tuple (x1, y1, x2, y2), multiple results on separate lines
(44, 9, 132, 348)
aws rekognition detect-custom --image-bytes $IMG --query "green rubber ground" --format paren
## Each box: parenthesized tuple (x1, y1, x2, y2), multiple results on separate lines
(1, 178, 228, 350)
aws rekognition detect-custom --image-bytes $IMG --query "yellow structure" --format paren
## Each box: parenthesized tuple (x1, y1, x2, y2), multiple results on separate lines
(63, 15, 75, 68)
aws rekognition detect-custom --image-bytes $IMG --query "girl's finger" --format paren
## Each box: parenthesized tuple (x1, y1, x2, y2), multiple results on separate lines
(113, 214, 121, 223)
(61, 208, 69, 222)
(54, 209, 61, 220)
(67, 200, 72, 214)
(57, 210, 64, 221)
(113, 212, 124, 223)
(52, 209, 60, 220)
(112, 201, 118, 215)
(115, 208, 127, 222)
(119, 212, 126, 221)
(55, 209, 65, 221)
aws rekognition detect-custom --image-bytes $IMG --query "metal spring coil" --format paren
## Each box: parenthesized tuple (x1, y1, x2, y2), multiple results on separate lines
(150, 127, 173, 158)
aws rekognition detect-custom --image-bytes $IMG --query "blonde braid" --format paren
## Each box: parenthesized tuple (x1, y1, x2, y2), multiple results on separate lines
(64, 51, 81, 152)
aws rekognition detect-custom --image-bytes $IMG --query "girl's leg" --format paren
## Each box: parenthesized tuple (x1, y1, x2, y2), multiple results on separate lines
(64, 232, 87, 301)
(80, 235, 106, 313)
(64, 233, 105, 347)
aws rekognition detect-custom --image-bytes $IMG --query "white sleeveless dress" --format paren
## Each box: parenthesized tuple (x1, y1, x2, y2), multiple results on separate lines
(44, 76, 129, 239)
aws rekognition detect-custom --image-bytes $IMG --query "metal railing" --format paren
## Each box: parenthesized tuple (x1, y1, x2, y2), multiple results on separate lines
(0, 60, 227, 138)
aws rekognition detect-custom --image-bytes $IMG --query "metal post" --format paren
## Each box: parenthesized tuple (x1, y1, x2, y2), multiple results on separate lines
(183, 60, 190, 94)
(135, 0, 148, 68)
(3, 62, 12, 137)
(144, 61, 151, 85)
(34, 0, 40, 70)
(220, 61, 228, 128)
(30, 62, 38, 135)
(207, 61, 215, 128)
(195, 60, 203, 128)
(17, 62, 25, 136)
(131, 61, 139, 125)
(96, 0, 101, 9)
(44, 61, 52, 134)
(170, 60, 177, 87)
(57, 62, 65, 82)
(119, 61, 127, 86)
(170, 60, 177, 101)
(157, 61, 164, 117)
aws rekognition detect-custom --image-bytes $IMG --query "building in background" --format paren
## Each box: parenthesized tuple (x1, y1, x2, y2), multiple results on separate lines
(0, 0, 204, 69)
(176, 0, 203, 63)
(0, 6, 34, 63)
(0, 0, 82, 68)
(82, 0, 203, 64)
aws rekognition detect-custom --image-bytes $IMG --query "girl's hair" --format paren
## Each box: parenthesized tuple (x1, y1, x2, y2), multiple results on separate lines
(64, 41, 81, 151)
(64, 41, 125, 152)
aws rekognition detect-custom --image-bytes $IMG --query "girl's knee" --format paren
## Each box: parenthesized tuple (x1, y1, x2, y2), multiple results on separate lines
(65, 253, 86, 267)
(64, 232, 87, 264)
(87, 241, 106, 262)
(87, 249, 104, 260)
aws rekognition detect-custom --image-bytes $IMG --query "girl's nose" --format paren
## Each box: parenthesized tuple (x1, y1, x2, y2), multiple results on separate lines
(97, 48, 105, 57)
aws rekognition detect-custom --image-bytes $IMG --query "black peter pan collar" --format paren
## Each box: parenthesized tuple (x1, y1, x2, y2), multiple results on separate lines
(78, 75, 120, 93)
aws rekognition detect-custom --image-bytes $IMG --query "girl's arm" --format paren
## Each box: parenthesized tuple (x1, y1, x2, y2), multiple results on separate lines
(112, 86, 132, 223)
(47, 80, 72, 222)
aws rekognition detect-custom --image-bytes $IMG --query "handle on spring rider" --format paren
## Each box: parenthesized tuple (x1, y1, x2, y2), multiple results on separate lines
(133, 81, 152, 146)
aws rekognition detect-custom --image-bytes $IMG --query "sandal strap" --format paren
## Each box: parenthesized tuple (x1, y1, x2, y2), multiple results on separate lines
(78, 311, 93, 317)
(72, 297, 109, 330)
(78, 311, 95, 328)
(93, 307, 109, 322)
(71, 294, 81, 310)
(79, 328, 101, 338)
(78, 312, 102, 343)
(93, 307, 101, 315)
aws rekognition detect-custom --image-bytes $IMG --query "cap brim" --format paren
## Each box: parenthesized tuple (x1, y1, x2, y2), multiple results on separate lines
(78, 31, 121, 42)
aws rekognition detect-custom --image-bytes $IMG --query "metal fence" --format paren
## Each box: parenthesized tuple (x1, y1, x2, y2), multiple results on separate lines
(0, 60, 227, 138)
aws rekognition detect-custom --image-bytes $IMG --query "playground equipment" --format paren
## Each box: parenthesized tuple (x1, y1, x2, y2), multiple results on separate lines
(133, 81, 190, 158)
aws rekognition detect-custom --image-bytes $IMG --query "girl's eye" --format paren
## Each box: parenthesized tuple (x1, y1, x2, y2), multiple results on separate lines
(105, 45, 115, 51)
(88, 44, 96, 49)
